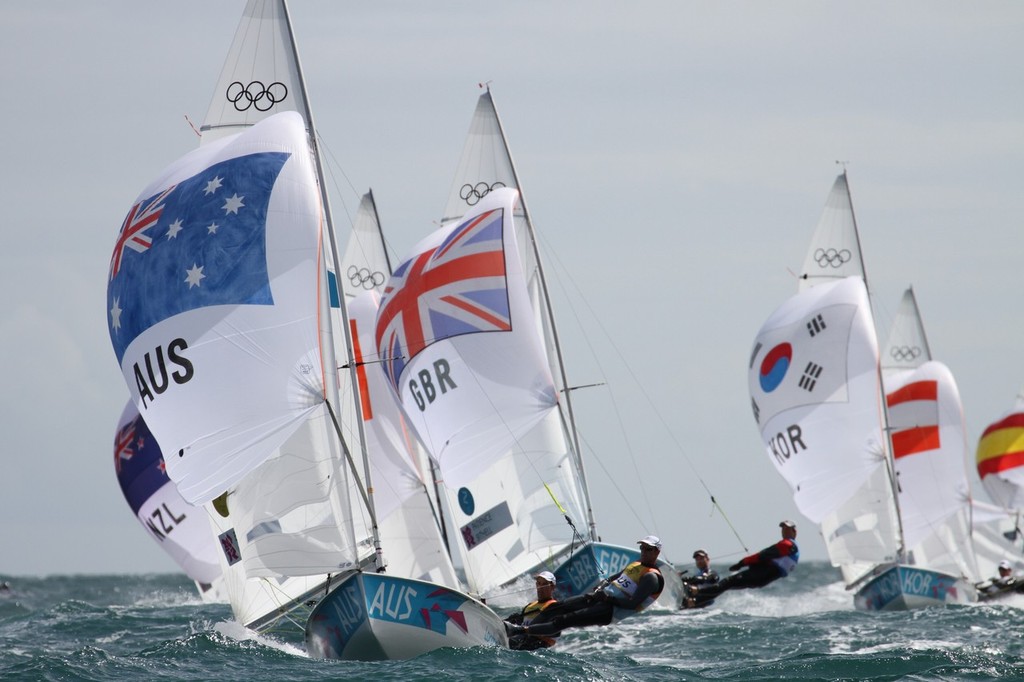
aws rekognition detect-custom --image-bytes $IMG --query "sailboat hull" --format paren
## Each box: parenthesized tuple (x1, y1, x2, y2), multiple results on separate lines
(552, 542, 684, 609)
(305, 572, 507, 660)
(854, 565, 976, 611)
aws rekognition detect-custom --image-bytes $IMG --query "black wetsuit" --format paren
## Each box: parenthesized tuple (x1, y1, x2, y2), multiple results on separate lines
(680, 569, 720, 609)
(518, 564, 664, 636)
(693, 538, 798, 600)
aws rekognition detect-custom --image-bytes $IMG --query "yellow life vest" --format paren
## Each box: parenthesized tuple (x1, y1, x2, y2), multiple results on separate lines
(521, 598, 558, 646)
(521, 598, 557, 624)
(603, 561, 664, 612)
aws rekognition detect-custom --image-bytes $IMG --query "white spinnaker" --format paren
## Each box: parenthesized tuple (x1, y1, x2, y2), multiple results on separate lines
(750, 277, 885, 520)
(110, 113, 329, 508)
(376, 189, 558, 490)
(114, 402, 222, 587)
(885, 363, 978, 581)
(977, 395, 1024, 509)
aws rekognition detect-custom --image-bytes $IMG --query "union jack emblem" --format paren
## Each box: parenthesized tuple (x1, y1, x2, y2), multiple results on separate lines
(114, 419, 137, 474)
(375, 208, 510, 390)
(109, 185, 176, 279)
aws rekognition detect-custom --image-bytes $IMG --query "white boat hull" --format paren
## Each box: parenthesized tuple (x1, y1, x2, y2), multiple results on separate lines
(551, 542, 684, 609)
(305, 572, 508, 660)
(854, 564, 977, 611)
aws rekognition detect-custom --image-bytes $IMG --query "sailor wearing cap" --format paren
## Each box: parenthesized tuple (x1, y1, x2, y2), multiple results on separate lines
(504, 533, 666, 639)
(977, 559, 1022, 601)
(597, 535, 667, 613)
(687, 520, 800, 602)
(680, 548, 720, 610)
(506, 571, 561, 650)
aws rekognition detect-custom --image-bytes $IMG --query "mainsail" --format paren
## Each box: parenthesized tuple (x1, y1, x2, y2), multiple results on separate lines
(200, 0, 310, 145)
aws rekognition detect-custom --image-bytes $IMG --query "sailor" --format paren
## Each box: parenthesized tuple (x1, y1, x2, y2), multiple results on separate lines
(506, 535, 665, 638)
(506, 571, 560, 650)
(680, 548, 719, 609)
(689, 520, 799, 601)
(977, 560, 1019, 598)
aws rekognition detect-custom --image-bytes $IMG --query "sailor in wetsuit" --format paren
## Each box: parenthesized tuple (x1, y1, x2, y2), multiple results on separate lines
(506, 571, 561, 650)
(680, 548, 719, 609)
(505, 535, 665, 638)
(690, 520, 799, 601)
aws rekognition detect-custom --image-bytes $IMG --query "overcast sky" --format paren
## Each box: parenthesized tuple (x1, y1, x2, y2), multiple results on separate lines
(2, 1, 1022, 576)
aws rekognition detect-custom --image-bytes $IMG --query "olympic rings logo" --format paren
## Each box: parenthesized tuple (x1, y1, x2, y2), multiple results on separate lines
(889, 345, 922, 362)
(347, 266, 385, 290)
(814, 248, 852, 269)
(460, 181, 506, 206)
(226, 81, 289, 112)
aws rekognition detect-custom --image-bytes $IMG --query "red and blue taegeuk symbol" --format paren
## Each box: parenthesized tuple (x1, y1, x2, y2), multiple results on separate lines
(759, 343, 792, 392)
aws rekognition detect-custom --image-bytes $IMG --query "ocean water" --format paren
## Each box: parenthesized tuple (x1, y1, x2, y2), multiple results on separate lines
(3, 563, 1024, 681)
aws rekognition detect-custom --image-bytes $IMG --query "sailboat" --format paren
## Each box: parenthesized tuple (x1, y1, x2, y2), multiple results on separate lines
(379, 88, 682, 608)
(973, 392, 1024, 586)
(107, 0, 506, 660)
(748, 172, 977, 610)
(860, 287, 980, 609)
(114, 401, 225, 602)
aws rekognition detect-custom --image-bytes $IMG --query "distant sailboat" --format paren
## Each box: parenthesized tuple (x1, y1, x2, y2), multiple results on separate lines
(748, 172, 978, 610)
(113, 401, 225, 602)
(868, 287, 980, 609)
(973, 392, 1024, 584)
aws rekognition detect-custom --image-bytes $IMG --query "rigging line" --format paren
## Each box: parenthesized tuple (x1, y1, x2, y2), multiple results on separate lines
(313, 131, 359, 208)
(314, 133, 401, 268)
(544, 483, 591, 555)
(324, 398, 376, 533)
(537, 232, 747, 552)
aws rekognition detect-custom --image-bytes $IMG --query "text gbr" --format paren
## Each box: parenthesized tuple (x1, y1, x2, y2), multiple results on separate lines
(407, 358, 456, 411)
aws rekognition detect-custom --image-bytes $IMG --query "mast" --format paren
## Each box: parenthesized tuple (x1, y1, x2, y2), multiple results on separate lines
(280, 0, 383, 568)
(486, 87, 597, 541)
(845, 170, 907, 562)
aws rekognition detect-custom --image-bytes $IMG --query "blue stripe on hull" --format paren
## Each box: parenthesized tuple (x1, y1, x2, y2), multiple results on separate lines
(854, 565, 974, 611)
(305, 573, 507, 660)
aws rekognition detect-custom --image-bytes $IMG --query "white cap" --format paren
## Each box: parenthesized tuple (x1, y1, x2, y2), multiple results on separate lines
(999, 560, 1012, 570)
(637, 535, 662, 550)
(535, 570, 556, 585)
